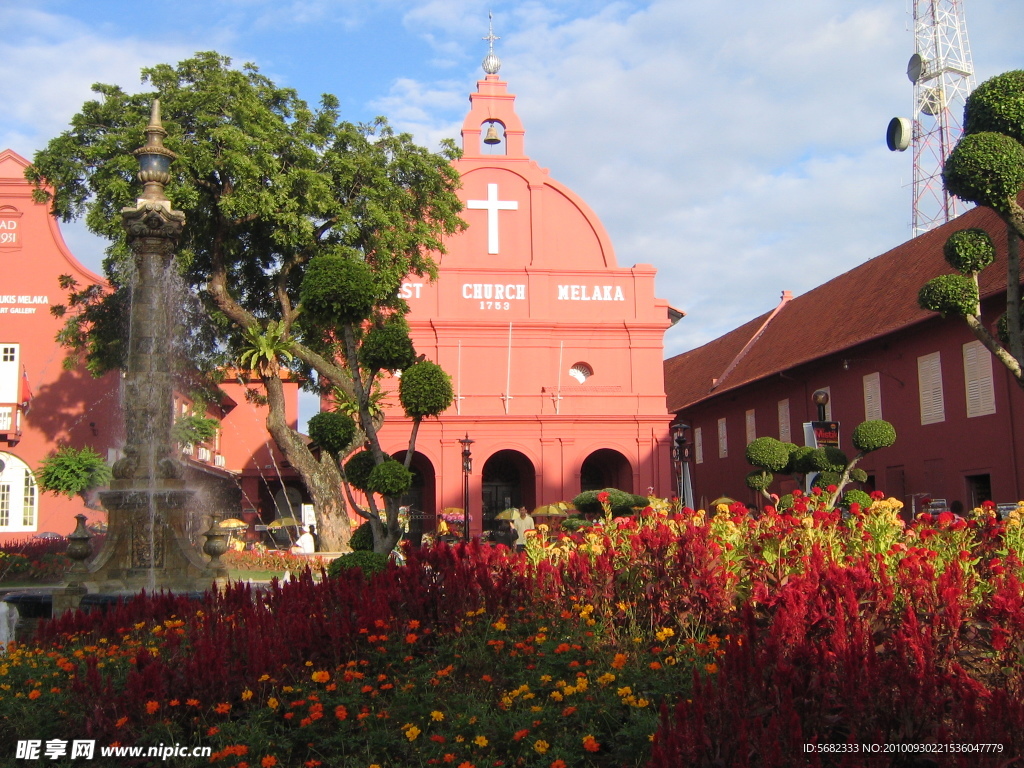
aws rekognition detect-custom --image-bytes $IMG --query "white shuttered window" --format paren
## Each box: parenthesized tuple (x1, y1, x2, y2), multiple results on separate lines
(918, 352, 945, 425)
(778, 399, 791, 442)
(694, 427, 704, 464)
(963, 341, 996, 418)
(863, 372, 882, 421)
(717, 418, 728, 459)
(745, 409, 756, 445)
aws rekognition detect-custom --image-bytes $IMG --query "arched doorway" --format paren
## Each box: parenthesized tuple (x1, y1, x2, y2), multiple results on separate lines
(391, 450, 437, 545)
(580, 449, 633, 493)
(0, 452, 37, 533)
(481, 450, 536, 532)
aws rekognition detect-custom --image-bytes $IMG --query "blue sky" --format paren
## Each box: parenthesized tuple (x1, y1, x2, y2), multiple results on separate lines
(1, 1, 1021, 426)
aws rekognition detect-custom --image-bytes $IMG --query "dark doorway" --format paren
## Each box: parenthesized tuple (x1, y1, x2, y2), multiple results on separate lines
(481, 450, 536, 532)
(965, 473, 992, 509)
(580, 449, 633, 493)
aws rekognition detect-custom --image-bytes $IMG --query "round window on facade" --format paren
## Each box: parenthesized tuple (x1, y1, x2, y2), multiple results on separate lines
(568, 362, 593, 384)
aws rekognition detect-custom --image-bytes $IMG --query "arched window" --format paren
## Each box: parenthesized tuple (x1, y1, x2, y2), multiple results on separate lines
(0, 452, 37, 531)
(568, 362, 593, 384)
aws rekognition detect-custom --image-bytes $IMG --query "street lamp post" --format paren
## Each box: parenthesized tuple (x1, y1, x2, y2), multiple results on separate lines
(459, 434, 474, 541)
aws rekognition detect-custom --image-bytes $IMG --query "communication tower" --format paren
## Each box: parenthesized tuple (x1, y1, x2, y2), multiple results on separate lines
(886, 0, 975, 237)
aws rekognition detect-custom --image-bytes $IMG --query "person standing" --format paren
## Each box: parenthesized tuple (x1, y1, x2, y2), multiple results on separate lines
(512, 506, 535, 550)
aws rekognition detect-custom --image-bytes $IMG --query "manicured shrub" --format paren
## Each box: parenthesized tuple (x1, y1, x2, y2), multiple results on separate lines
(35, 446, 111, 498)
(852, 420, 897, 453)
(359, 315, 417, 372)
(343, 450, 376, 492)
(942, 131, 1024, 212)
(347, 521, 374, 552)
(299, 251, 375, 327)
(307, 410, 356, 456)
(918, 273, 980, 317)
(366, 459, 413, 496)
(810, 446, 847, 472)
(559, 515, 593, 532)
(943, 228, 996, 273)
(842, 489, 872, 509)
(325, 550, 388, 580)
(398, 360, 453, 418)
(573, 488, 648, 516)
(745, 437, 789, 471)
(745, 470, 773, 492)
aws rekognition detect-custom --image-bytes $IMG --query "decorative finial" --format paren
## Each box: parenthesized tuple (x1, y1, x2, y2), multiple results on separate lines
(133, 99, 177, 202)
(482, 11, 501, 75)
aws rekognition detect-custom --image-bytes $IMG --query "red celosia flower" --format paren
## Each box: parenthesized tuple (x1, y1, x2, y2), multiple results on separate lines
(597, 491, 610, 503)
(937, 511, 954, 525)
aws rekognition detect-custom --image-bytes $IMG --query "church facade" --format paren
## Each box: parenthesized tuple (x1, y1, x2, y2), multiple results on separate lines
(374, 63, 679, 535)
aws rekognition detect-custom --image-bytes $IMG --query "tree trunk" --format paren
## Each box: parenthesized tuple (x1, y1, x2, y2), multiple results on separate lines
(262, 372, 351, 551)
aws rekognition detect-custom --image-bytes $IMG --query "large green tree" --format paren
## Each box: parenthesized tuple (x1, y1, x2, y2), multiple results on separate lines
(29, 52, 464, 552)
(919, 70, 1024, 387)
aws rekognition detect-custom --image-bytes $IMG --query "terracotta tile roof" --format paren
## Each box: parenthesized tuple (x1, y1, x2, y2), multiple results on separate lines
(665, 203, 1015, 412)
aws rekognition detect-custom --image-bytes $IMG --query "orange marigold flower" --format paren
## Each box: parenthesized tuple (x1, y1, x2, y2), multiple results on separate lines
(430, 734, 446, 744)
(27, 689, 42, 700)
(610, 653, 628, 669)
(551, 761, 568, 768)
(457, 763, 475, 768)
(169, 699, 180, 707)
(443, 755, 456, 764)
(186, 698, 201, 708)
(705, 662, 719, 675)
(145, 700, 158, 714)
(215, 702, 232, 714)
(261, 757, 278, 768)
(207, 726, 219, 737)
(334, 705, 348, 720)
(582, 734, 600, 752)
(311, 670, 330, 683)
(513, 729, 529, 741)
(562, 706, 577, 717)
(405, 633, 418, 644)
(114, 716, 128, 728)
(649, 661, 662, 670)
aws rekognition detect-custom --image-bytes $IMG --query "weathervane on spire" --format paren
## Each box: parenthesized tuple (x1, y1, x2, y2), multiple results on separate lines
(482, 11, 501, 75)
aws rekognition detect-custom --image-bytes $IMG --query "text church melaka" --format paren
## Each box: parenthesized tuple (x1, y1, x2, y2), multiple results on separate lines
(364, 61, 680, 535)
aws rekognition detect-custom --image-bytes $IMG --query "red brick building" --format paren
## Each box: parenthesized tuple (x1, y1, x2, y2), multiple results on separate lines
(665, 203, 1024, 513)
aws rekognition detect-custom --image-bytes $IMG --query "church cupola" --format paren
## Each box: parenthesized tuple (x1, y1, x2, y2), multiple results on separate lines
(461, 15, 525, 159)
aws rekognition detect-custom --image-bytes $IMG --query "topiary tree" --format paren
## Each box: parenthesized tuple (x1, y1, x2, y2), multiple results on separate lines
(744, 437, 790, 500)
(920, 70, 1024, 388)
(28, 52, 465, 553)
(826, 420, 897, 507)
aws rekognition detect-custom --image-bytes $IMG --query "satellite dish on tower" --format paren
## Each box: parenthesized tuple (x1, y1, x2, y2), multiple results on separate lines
(907, 53, 926, 84)
(886, 117, 912, 152)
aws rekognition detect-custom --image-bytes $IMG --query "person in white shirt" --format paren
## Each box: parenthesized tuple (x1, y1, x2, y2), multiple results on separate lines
(291, 526, 316, 555)
(512, 506, 535, 550)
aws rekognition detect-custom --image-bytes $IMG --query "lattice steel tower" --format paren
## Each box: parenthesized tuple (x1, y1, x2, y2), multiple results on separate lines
(886, 0, 975, 237)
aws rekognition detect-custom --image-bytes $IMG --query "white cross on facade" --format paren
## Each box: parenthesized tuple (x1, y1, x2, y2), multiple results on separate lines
(467, 183, 518, 254)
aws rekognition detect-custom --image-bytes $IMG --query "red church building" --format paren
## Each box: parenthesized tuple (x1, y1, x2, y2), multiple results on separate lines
(665, 201, 1024, 514)
(373, 55, 680, 534)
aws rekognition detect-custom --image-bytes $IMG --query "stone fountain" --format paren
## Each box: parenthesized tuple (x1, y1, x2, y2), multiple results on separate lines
(49, 101, 228, 614)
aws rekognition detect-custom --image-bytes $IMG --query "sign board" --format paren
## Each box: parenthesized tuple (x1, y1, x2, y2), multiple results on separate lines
(803, 421, 840, 448)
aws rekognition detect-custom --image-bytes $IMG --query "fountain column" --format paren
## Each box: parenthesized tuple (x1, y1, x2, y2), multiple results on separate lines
(69, 101, 224, 598)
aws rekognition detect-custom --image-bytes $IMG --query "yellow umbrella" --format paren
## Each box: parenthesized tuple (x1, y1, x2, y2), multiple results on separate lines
(533, 505, 568, 517)
(219, 518, 249, 529)
(268, 517, 302, 528)
(494, 509, 516, 521)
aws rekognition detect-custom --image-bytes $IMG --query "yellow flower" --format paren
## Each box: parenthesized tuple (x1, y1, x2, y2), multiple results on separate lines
(405, 725, 421, 741)
(533, 740, 550, 754)
(267, 697, 279, 710)
(431, 710, 445, 721)
(474, 735, 488, 747)
(617, 686, 633, 697)
(654, 627, 675, 643)
(492, 619, 507, 631)
(241, 689, 254, 701)
(311, 670, 330, 683)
